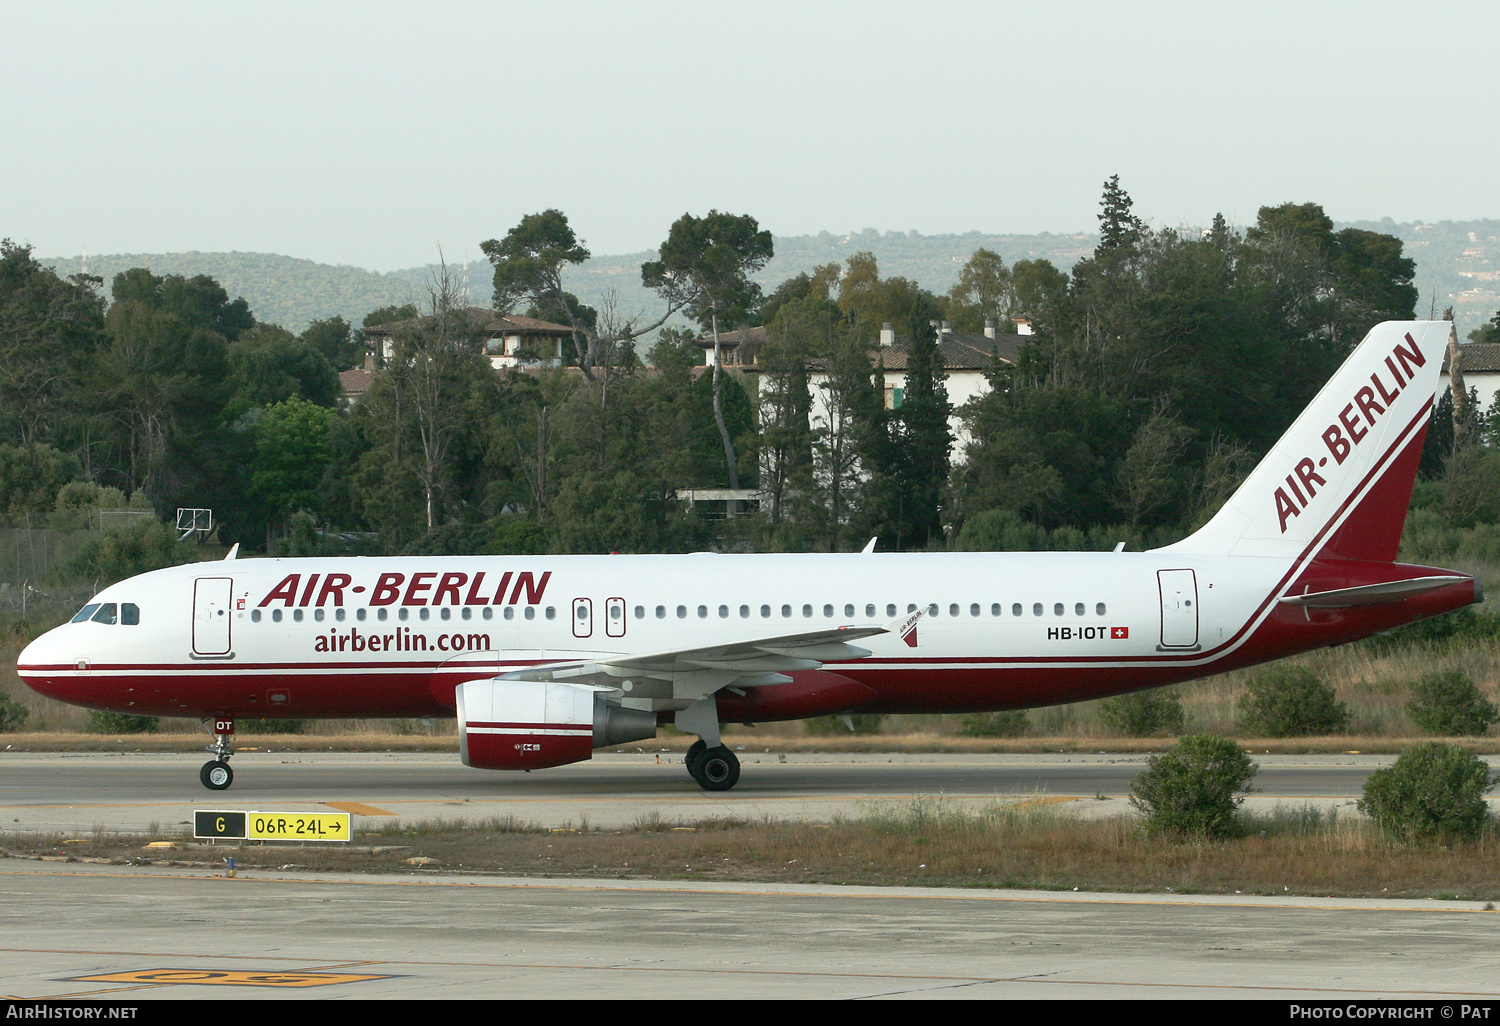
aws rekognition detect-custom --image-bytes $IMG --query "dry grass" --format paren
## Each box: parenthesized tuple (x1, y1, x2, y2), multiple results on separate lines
(8, 799, 1498, 901)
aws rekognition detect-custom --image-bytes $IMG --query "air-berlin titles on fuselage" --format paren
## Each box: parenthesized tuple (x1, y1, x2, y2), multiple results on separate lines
(1274, 332, 1427, 534)
(256, 570, 552, 609)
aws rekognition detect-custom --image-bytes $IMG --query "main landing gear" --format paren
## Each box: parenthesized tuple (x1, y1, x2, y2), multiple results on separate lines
(684, 739, 740, 791)
(200, 717, 235, 790)
(678, 693, 741, 791)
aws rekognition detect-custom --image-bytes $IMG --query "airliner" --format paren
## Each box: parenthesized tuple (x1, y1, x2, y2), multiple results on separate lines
(17, 321, 1480, 791)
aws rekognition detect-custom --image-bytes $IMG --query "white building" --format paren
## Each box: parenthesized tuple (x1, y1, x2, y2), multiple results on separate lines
(698, 320, 1026, 455)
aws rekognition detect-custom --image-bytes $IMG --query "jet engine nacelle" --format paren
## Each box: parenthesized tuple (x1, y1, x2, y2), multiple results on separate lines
(456, 679, 657, 771)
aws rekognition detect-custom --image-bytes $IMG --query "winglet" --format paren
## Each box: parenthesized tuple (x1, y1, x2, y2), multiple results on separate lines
(860, 537, 877, 554)
(223, 543, 239, 561)
(883, 608, 924, 648)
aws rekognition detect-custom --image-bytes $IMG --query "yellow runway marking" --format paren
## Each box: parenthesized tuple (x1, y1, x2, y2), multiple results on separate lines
(0, 948, 1487, 999)
(324, 801, 396, 816)
(71, 968, 391, 988)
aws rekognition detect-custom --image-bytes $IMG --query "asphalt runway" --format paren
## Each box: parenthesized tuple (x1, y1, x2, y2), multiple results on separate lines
(0, 750, 1448, 834)
(2, 861, 1498, 1001)
(3, 751, 1500, 1002)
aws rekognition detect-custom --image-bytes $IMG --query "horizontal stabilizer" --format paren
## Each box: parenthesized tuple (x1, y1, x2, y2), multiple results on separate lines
(1278, 576, 1472, 608)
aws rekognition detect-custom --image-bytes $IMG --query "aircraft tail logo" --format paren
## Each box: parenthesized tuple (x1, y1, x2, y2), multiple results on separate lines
(1161, 321, 1450, 564)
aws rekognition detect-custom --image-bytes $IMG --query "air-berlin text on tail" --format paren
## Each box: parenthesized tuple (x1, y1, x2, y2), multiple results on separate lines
(257, 570, 551, 608)
(1274, 333, 1426, 534)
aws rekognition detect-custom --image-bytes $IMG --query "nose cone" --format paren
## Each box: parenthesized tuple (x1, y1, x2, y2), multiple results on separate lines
(16, 625, 76, 703)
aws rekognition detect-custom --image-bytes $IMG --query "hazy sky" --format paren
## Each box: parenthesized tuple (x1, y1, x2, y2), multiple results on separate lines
(3, 1, 1495, 271)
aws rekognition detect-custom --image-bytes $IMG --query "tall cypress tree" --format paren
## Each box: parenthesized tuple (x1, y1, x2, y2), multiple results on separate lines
(898, 317, 952, 548)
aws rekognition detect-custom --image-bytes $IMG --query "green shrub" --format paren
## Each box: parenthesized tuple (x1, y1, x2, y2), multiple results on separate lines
(803, 713, 886, 736)
(0, 693, 29, 732)
(1405, 670, 1498, 736)
(1239, 665, 1349, 736)
(1359, 606, 1500, 655)
(1128, 734, 1258, 839)
(86, 711, 159, 734)
(66, 518, 201, 587)
(1100, 690, 1184, 737)
(957, 711, 1029, 737)
(1357, 743, 1495, 843)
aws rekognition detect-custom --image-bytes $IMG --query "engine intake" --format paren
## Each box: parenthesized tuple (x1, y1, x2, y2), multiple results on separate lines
(457, 679, 656, 771)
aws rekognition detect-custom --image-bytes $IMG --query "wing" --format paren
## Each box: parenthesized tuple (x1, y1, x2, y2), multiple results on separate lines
(494, 611, 921, 706)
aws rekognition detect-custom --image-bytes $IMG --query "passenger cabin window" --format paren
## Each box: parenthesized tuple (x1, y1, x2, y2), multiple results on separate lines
(823, 604, 834, 618)
(1097, 602, 1107, 615)
(760, 604, 771, 618)
(1013, 603, 1023, 616)
(866, 604, 876, 617)
(886, 604, 896, 617)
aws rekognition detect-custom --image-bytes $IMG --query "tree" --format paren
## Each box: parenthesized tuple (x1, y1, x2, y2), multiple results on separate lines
(1405, 670, 1498, 737)
(483, 210, 674, 378)
(1239, 665, 1349, 737)
(99, 270, 236, 501)
(225, 324, 339, 420)
(249, 397, 337, 529)
(1129, 734, 1257, 839)
(946, 248, 1013, 332)
(0, 241, 106, 451)
(892, 317, 951, 547)
(301, 315, 362, 371)
(642, 211, 774, 499)
(1097, 174, 1145, 254)
(1358, 743, 1494, 843)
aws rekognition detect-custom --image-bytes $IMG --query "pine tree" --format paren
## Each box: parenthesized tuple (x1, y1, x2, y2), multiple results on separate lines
(1097, 174, 1145, 254)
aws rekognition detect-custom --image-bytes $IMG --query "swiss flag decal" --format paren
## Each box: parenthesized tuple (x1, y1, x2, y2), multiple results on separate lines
(1110, 626, 1129, 639)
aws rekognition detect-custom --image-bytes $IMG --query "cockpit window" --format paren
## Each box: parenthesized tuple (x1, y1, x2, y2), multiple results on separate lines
(121, 603, 140, 625)
(90, 603, 118, 624)
(71, 604, 100, 624)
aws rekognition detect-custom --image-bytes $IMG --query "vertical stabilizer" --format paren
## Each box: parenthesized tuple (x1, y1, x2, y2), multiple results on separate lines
(1161, 321, 1449, 562)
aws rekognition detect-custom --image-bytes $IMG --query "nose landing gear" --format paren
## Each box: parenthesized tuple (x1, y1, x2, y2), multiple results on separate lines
(200, 717, 235, 790)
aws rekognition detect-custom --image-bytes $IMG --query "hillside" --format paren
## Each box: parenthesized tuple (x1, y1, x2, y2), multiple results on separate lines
(42, 221, 1498, 336)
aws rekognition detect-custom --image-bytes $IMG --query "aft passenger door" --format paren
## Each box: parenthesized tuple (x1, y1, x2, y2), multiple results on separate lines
(192, 577, 233, 657)
(1157, 569, 1199, 650)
